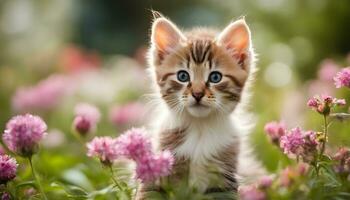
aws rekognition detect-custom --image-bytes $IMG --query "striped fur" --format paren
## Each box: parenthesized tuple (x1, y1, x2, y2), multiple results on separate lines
(136, 14, 264, 200)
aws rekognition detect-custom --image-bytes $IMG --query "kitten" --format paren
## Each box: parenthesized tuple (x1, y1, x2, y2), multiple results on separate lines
(137, 13, 264, 199)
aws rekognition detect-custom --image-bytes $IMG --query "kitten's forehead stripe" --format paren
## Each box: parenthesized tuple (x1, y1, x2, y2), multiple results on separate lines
(208, 52, 213, 70)
(186, 54, 190, 69)
(189, 40, 212, 64)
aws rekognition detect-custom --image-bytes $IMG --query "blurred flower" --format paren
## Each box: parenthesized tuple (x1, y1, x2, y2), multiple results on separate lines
(3, 114, 47, 157)
(279, 166, 298, 187)
(280, 127, 304, 155)
(24, 188, 36, 198)
(60, 45, 100, 73)
(278, 163, 308, 188)
(109, 102, 145, 127)
(264, 121, 286, 144)
(135, 150, 174, 183)
(297, 163, 309, 176)
(0, 155, 18, 184)
(317, 59, 340, 82)
(307, 80, 335, 96)
(73, 103, 101, 136)
(257, 175, 273, 189)
(12, 74, 72, 112)
(1, 192, 11, 200)
(0, 145, 5, 155)
(116, 127, 152, 161)
(333, 147, 350, 161)
(42, 129, 65, 148)
(333, 147, 350, 175)
(307, 95, 346, 115)
(86, 137, 119, 166)
(238, 185, 266, 200)
(334, 67, 350, 89)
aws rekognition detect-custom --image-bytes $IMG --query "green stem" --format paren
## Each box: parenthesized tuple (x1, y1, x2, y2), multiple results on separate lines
(109, 166, 123, 192)
(28, 157, 47, 200)
(320, 115, 328, 156)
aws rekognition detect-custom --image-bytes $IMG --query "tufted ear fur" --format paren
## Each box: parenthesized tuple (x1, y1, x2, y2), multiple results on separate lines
(217, 19, 252, 70)
(151, 17, 185, 64)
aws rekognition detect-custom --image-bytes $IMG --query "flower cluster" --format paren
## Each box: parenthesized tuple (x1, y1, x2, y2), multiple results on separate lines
(86, 128, 174, 182)
(109, 102, 145, 127)
(264, 121, 286, 144)
(135, 150, 174, 182)
(334, 67, 350, 88)
(239, 163, 309, 200)
(278, 163, 308, 187)
(12, 75, 72, 112)
(264, 124, 320, 163)
(0, 155, 18, 185)
(3, 114, 47, 157)
(1, 192, 11, 200)
(87, 137, 120, 166)
(333, 147, 350, 176)
(73, 103, 101, 136)
(280, 128, 319, 162)
(115, 128, 152, 160)
(307, 95, 346, 115)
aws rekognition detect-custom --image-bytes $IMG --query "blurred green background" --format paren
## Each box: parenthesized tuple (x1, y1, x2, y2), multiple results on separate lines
(0, 0, 350, 197)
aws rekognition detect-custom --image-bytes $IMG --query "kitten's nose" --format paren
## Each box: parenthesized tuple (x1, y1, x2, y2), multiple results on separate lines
(192, 92, 204, 102)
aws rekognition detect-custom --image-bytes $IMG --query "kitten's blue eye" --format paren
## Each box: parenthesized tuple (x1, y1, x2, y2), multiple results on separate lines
(209, 71, 222, 83)
(177, 70, 190, 82)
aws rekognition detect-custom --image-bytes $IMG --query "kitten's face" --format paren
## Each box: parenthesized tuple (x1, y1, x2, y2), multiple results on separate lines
(150, 17, 253, 118)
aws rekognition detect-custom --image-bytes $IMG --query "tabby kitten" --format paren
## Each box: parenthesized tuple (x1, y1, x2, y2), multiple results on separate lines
(138, 13, 262, 199)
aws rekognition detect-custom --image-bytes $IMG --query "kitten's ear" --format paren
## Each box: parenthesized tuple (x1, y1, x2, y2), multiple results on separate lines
(217, 19, 252, 69)
(151, 17, 185, 63)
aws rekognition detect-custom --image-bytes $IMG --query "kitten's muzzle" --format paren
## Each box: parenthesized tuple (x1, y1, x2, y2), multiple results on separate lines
(192, 92, 204, 102)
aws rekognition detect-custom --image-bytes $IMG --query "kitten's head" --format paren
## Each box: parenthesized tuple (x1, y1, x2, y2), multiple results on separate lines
(149, 14, 254, 118)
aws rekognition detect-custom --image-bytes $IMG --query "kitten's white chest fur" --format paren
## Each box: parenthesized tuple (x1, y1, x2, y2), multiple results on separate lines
(154, 110, 240, 191)
(174, 116, 237, 162)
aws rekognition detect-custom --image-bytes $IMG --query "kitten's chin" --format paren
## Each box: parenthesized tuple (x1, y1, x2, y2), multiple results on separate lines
(186, 105, 212, 118)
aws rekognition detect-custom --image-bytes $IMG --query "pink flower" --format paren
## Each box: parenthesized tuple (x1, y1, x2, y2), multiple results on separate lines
(1, 192, 11, 200)
(109, 103, 145, 126)
(307, 98, 318, 108)
(135, 150, 174, 183)
(3, 114, 47, 157)
(307, 95, 346, 115)
(0, 155, 18, 184)
(334, 147, 350, 161)
(60, 45, 100, 73)
(279, 166, 298, 187)
(301, 131, 319, 162)
(335, 99, 346, 106)
(258, 176, 273, 189)
(317, 59, 340, 82)
(334, 67, 350, 88)
(12, 75, 72, 112)
(280, 128, 319, 163)
(239, 185, 266, 200)
(280, 127, 304, 155)
(86, 137, 119, 166)
(116, 128, 152, 161)
(73, 103, 101, 136)
(296, 163, 309, 176)
(264, 121, 286, 144)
